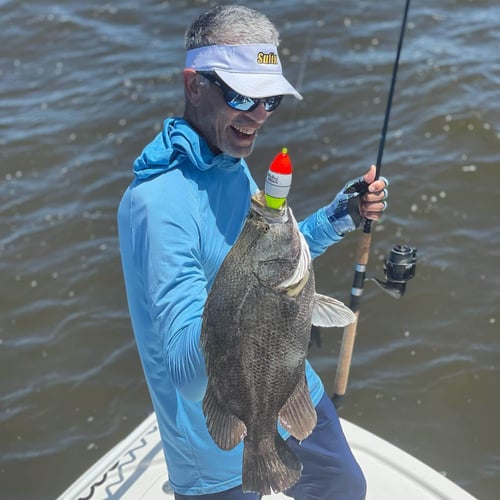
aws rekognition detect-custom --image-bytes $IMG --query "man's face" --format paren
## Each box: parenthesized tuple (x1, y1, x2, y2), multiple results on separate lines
(187, 72, 274, 158)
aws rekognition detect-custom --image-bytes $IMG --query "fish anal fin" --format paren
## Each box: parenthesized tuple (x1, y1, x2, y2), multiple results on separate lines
(312, 293, 356, 328)
(278, 376, 316, 441)
(203, 386, 247, 450)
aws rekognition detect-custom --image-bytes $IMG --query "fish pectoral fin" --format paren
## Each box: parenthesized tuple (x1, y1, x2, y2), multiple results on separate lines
(278, 376, 316, 441)
(312, 293, 356, 327)
(203, 386, 247, 450)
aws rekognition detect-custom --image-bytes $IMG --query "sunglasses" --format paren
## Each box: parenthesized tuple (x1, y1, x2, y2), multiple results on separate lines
(198, 72, 283, 112)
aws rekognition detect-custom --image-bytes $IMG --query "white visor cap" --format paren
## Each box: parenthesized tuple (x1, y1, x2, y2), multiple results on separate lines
(185, 44, 302, 100)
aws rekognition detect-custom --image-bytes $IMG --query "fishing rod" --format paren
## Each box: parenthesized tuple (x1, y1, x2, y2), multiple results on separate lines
(332, 0, 416, 408)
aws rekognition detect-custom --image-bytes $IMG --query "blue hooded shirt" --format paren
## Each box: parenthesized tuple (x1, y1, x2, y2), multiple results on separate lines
(117, 118, 344, 495)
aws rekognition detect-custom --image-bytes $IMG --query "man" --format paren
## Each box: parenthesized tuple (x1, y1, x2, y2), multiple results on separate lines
(118, 5, 387, 499)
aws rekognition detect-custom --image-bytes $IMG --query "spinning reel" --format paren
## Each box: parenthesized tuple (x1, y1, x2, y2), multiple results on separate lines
(369, 244, 417, 299)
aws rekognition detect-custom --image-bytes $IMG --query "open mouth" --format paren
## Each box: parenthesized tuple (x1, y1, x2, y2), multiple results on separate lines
(231, 125, 256, 139)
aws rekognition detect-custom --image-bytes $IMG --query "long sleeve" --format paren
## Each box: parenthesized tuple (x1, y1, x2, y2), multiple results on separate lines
(298, 205, 345, 259)
(119, 168, 210, 402)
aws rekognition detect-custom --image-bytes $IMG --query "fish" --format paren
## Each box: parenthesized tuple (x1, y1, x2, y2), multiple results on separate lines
(200, 192, 356, 495)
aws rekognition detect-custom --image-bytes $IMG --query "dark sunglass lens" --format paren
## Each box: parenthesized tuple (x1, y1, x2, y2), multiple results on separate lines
(200, 72, 282, 112)
(226, 91, 258, 111)
(263, 95, 283, 112)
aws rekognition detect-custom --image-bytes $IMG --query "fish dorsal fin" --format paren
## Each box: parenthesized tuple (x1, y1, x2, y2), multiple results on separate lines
(277, 231, 311, 294)
(312, 294, 356, 327)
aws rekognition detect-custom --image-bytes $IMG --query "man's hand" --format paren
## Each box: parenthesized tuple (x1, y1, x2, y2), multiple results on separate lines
(359, 165, 388, 221)
(326, 165, 388, 236)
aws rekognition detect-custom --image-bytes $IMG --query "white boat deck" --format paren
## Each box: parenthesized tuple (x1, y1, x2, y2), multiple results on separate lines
(58, 413, 477, 499)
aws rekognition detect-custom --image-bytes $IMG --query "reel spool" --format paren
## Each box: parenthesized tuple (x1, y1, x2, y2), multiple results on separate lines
(370, 245, 417, 298)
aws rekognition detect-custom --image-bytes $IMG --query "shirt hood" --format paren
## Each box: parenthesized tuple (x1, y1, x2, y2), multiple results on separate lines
(133, 118, 243, 180)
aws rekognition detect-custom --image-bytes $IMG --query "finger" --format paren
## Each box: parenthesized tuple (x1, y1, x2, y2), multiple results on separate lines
(362, 199, 387, 211)
(364, 211, 383, 221)
(361, 189, 387, 202)
(368, 179, 387, 193)
(360, 200, 387, 218)
(362, 165, 377, 185)
(367, 175, 389, 193)
(362, 209, 385, 221)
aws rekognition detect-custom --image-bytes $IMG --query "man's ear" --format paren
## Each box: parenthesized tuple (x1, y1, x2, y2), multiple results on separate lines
(184, 69, 202, 106)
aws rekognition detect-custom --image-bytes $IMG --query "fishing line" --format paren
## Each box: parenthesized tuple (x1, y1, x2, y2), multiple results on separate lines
(332, 0, 413, 408)
(287, 20, 315, 124)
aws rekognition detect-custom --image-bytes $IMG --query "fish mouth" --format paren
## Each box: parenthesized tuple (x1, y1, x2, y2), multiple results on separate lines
(251, 192, 289, 223)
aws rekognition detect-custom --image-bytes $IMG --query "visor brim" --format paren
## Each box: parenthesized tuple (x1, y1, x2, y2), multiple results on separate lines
(215, 70, 303, 100)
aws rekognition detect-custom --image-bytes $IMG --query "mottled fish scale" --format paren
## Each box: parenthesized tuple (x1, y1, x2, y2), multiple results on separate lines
(201, 193, 355, 494)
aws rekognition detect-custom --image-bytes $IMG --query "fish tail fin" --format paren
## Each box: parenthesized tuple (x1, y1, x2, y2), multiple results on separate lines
(242, 434, 302, 495)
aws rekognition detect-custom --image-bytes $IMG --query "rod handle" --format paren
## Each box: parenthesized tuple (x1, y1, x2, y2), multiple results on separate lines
(332, 230, 372, 408)
(332, 311, 360, 404)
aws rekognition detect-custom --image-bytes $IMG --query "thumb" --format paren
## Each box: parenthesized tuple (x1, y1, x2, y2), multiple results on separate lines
(363, 165, 377, 185)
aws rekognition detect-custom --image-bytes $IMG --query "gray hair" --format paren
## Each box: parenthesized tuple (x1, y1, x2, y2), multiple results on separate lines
(185, 5, 280, 49)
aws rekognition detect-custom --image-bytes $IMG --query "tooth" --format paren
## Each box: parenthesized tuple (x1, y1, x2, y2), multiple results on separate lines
(235, 127, 254, 135)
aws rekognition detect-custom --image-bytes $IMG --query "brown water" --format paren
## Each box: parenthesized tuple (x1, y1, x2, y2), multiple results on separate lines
(1, 1, 499, 498)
